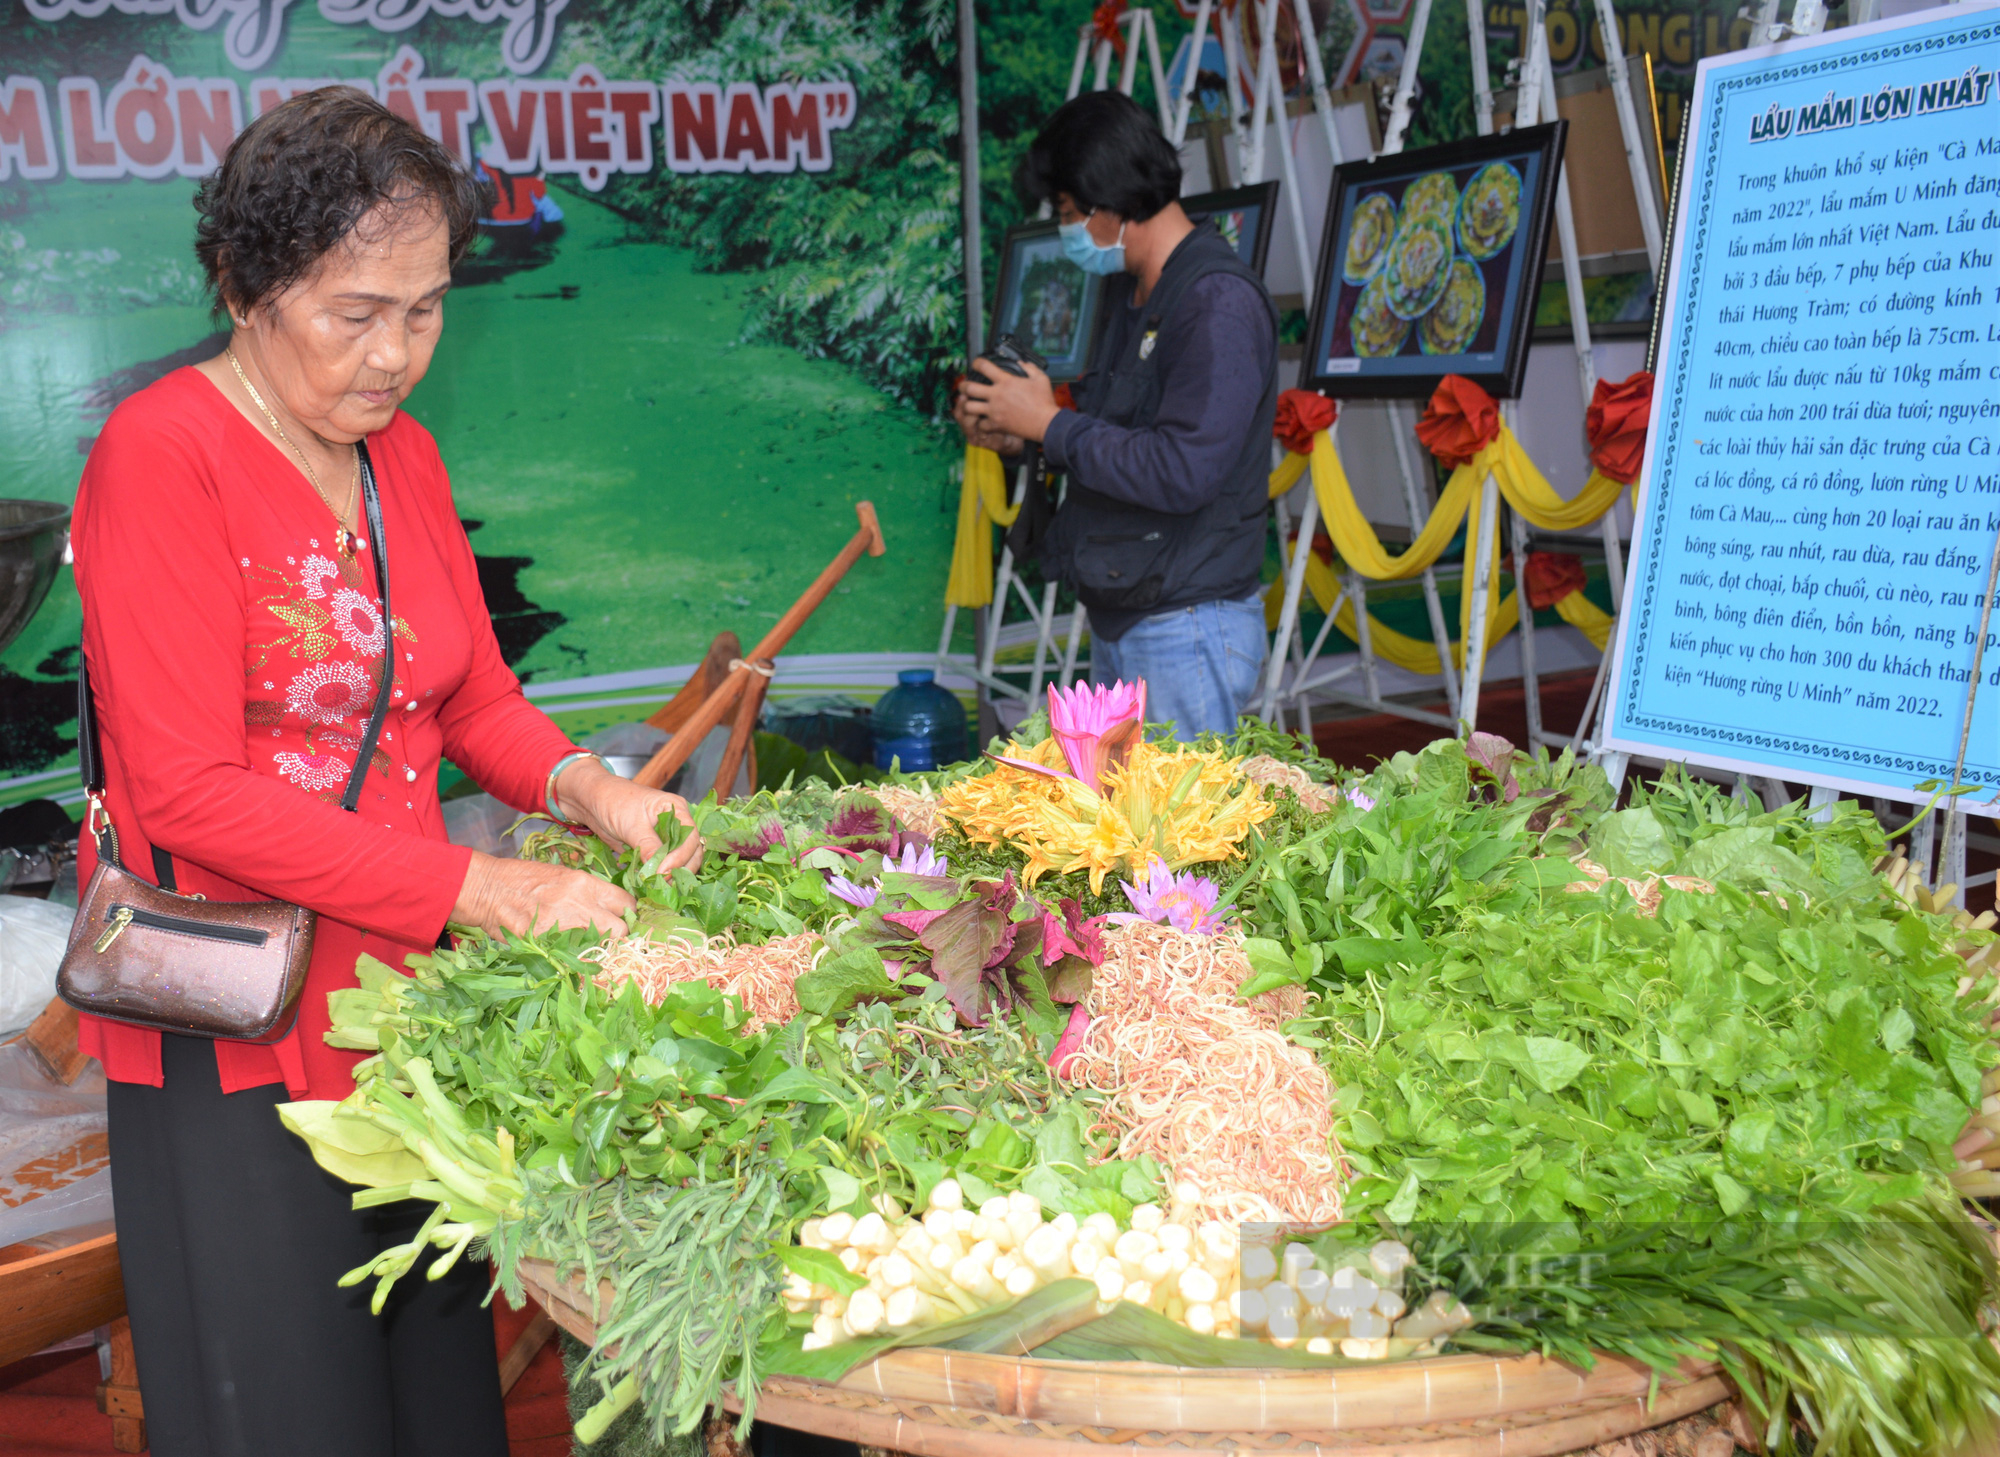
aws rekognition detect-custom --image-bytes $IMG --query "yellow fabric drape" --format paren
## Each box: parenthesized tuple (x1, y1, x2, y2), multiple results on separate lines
(1311, 431, 1479, 580)
(1268, 427, 1626, 586)
(1265, 425, 1622, 670)
(1553, 588, 1615, 651)
(1485, 435, 1625, 532)
(944, 445, 1022, 608)
(1268, 450, 1308, 498)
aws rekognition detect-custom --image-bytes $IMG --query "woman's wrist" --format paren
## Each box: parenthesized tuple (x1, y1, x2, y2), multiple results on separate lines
(551, 752, 615, 826)
(453, 850, 500, 929)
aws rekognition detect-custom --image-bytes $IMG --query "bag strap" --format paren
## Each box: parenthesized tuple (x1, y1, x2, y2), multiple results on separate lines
(344, 440, 396, 814)
(79, 437, 398, 891)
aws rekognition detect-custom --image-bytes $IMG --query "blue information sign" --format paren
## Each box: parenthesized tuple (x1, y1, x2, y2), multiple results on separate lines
(1609, 2, 2000, 802)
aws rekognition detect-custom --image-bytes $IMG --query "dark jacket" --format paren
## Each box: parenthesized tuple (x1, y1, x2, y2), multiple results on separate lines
(1039, 222, 1279, 641)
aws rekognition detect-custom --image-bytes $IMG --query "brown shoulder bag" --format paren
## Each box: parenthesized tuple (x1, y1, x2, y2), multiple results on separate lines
(56, 442, 396, 1042)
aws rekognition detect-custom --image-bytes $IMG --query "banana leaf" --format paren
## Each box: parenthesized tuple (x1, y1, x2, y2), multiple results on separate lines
(763, 1281, 1414, 1383)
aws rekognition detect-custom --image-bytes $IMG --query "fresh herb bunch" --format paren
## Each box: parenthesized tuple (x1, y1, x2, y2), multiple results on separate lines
(286, 921, 1157, 1437)
(1313, 1189, 2000, 1457)
(1225, 740, 1585, 990)
(517, 784, 911, 944)
(1265, 740, 2000, 1457)
(494, 1171, 791, 1445)
(1317, 871, 1990, 1229)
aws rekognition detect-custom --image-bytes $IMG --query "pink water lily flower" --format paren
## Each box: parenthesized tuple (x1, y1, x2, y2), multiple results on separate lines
(1047, 679, 1147, 789)
(1110, 858, 1226, 935)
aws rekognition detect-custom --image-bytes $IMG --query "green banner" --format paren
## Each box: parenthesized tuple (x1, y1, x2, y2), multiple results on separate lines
(0, 0, 966, 798)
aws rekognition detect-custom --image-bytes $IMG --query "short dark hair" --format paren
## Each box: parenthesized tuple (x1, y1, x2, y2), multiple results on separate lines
(1017, 91, 1182, 222)
(193, 88, 481, 316)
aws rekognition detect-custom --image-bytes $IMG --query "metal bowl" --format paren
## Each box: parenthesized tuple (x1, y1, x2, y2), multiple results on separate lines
(0, 499, 71, 660)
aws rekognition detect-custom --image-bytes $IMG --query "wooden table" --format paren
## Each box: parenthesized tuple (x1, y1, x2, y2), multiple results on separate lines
(0, 1230, 143, 1451)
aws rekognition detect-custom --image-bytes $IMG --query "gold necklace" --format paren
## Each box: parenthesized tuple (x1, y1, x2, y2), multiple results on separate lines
(226, 348, 362, 558)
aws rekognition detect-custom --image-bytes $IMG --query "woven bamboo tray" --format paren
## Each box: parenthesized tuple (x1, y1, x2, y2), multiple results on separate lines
(517, 1259, 1730, 1457)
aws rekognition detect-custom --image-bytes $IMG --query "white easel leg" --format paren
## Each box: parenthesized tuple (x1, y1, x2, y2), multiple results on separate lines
(1510, 504, 1543, 746)
(1386, 402, 1460, 717)
(1261, 490, 1320, 722)
(1027, 580, 1059, 700)
(1459, 473, 1501, 730)
(1171, 0, 1216, 144)
(1059, 605, 1087, 688)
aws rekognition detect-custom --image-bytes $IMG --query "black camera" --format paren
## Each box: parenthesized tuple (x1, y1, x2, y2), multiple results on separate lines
(968, 334, 1048, 385)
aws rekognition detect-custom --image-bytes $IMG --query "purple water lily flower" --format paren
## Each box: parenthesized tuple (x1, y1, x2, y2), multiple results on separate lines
(886, 842, 949, 877)
(1110, 859, 1225, 935)
(827, 841, 950, 910)
(827, 873, 878, 908)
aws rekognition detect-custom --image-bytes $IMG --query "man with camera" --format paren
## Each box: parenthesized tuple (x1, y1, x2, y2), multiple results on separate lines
(956, 91, 1278, 739)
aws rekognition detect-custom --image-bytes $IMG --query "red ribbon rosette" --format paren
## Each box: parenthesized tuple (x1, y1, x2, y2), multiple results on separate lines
(1523, 551, 1588, 611)
(1585, 370, 1654, 485)
(1272, 389, 1336, 456)
(1414, 375, 1501, 469)
(1093, 0, 1130, 54)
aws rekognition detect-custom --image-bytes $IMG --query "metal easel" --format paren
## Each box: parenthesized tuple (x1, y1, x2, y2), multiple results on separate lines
(1583, 0, 1834, 798)
(1258, 0, 1662, 736)
(1256, 0, 1466, 735)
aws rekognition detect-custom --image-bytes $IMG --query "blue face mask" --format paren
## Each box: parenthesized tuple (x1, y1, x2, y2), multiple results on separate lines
(1059, 214, 1127, 276)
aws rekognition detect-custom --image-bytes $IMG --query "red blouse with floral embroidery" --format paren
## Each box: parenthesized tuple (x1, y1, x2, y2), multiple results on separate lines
(71, 367, 579, 1100)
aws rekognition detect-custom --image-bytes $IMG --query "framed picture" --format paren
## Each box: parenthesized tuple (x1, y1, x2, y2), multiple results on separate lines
(1180, 180, 1281, 276)
(1495, 55, 1669, 340)
(1300, 123, 1566, 399)
(988, 221, 1107, 383)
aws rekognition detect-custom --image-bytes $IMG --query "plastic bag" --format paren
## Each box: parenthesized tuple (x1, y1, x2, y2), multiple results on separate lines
(0, 1039, 111, 1248)
(0, 895, 74, 1038)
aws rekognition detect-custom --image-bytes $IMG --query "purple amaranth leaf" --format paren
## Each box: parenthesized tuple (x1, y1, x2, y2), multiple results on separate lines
(884, 906, 948, 937)
(1465, 731, 1521, 803)
(1046, 956, 1095, 1005)
(823, 792, 897, 853)
(1049, 1004, 1091, 1077)
(716, 814, 786, 859)
(913, 881, 1016, 1026)
(1037, 897, 1108, 970)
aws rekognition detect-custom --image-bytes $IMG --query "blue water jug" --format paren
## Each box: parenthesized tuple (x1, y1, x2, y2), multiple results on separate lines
(872, 670, 968, 771)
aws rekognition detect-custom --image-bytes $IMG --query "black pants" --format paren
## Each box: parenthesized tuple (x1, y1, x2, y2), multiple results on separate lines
(106, 1034, 509, 1457)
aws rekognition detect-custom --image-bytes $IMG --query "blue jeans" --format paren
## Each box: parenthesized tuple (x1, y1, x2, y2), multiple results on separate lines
(1091, 592, 1269, 741)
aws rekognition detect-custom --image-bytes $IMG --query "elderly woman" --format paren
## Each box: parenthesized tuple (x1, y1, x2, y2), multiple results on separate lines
(70, 90, 694, 1456)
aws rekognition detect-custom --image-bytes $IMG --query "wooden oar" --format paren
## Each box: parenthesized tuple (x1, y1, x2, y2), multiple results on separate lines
(710, 657, 773, 800)
(634, 502, 886, 790)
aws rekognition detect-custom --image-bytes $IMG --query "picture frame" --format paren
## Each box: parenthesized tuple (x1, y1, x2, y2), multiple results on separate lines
(1299, 122, 1567, 399)
(987, 220, 1107, 384)
(1180, 180, 1281, 276)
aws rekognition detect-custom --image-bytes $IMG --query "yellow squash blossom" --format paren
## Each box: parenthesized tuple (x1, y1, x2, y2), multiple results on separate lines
(938, 740, 1273, 893)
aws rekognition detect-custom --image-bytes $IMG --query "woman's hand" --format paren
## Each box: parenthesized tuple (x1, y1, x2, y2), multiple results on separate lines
(554, 755, 704, 872)
(958, 357, 1061, 445)
(453, 853, 635, 940)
